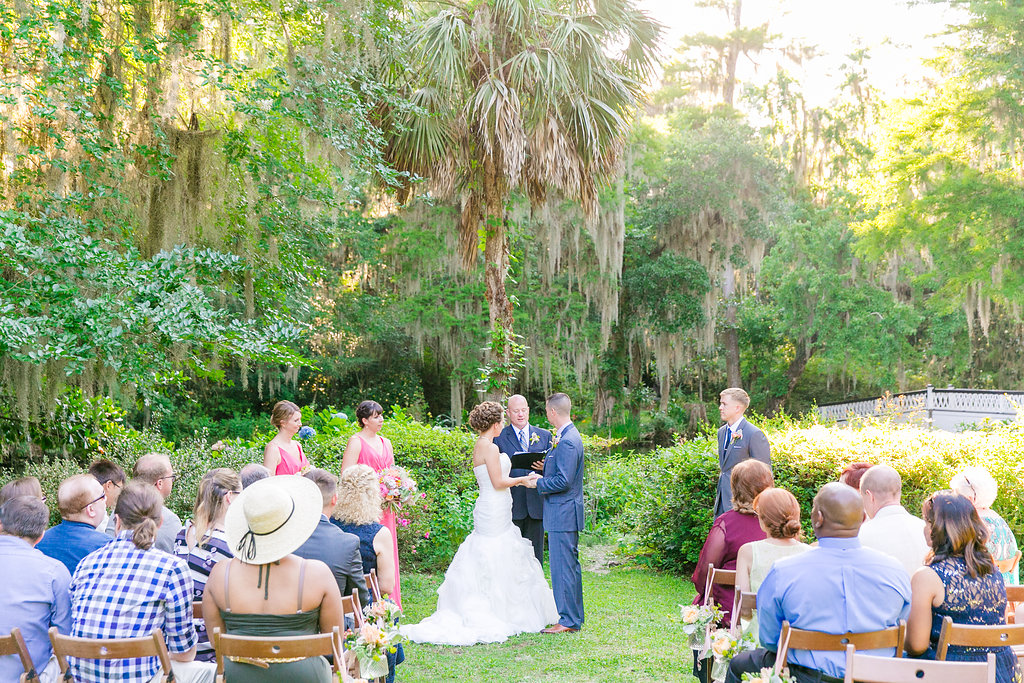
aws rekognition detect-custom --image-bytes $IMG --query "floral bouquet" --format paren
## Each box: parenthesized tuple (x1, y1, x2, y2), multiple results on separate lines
(741, 668, 795, 683)
(378, 466, 418, 514)
(709, 627, 758, 682)
(678, 603, 722, 651)
(363, 597, 403, 629)
(343, 621, 403, 680)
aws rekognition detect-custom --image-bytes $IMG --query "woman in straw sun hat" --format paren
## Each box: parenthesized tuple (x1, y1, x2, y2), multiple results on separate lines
(203, 476, 345, 682)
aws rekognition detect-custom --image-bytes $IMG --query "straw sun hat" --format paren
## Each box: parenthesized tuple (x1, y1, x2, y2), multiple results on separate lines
(225, 475, 323, 565)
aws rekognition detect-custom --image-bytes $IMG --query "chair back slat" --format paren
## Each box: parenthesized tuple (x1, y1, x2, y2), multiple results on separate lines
(702, 563, 737, 606)
(730, 591, 757, 634)
(49, 628, 174, 682)
(936, 616, 1024, 659)
(0, 628, 37, 681)
(1005, 586, 1024, 604)
(192, 601, 203, 621)
(211, 626, 342, 680)
(342, 594, 364, 628)
(775, 620, 906, 674)
(844, 645, 995, 683)
(366, 568, 383, 603)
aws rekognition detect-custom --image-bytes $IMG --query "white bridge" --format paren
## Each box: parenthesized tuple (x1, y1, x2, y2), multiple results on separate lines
(817, 386, 1024, 432)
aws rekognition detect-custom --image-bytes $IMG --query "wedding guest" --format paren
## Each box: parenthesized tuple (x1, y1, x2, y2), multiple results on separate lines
(295, 468, 370, 606)
(0, 476, 44, 506)
(735, 488, 810, 594)
(951, 467, 1020, 585)
(173, 468, 240, 662)
(70, 482, 214, 683)
(839, 461, 874, 491)
(132, 452, 183, 553)
(239, 462, 271, 488)
(332, 464, 397, 602)
(341, 399, 401, 606)
(714, 388, 771, 518)
(0, 495, 70, 683)
(36, 474, 111, 575)
(859, 465, 928, 576)
(88, 459, 126, 536)
(726, 483, 911, 683)
(203, 476, 342, 683)
(262, 400, 311, 475)
(906, 490, 1021, 683)
(692, 459, 773, 683)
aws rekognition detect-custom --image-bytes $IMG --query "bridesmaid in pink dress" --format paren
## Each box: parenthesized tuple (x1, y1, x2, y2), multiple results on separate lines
(262, 400, 311, 476)
(342, 400, 401, 607)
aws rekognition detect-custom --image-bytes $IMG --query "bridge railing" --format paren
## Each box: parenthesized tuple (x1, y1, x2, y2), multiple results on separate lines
(817, 386, 1024, 432)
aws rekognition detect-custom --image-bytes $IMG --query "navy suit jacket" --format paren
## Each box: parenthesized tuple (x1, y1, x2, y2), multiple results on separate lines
(536, 423, 585, 532)
(495, 424, 551, 520)
(294, 515, 370, 607)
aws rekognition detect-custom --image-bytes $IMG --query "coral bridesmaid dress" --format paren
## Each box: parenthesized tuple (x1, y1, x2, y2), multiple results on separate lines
(357, 434, 402, 607)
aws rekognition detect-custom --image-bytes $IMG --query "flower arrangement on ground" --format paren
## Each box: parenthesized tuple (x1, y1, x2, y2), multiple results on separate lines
(678, 603, 721, 651)
(740, 667, 795, 683)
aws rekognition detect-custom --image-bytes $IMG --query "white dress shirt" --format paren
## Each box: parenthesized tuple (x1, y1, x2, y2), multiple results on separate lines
(858, 504, 929, 577)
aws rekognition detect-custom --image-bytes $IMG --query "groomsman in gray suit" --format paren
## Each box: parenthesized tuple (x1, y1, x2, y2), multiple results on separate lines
(713, 388, 771, 518)
(526, 393, 585, 634)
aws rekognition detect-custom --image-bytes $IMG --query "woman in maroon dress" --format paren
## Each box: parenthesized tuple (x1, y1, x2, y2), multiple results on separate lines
(691, 459, 774, 683)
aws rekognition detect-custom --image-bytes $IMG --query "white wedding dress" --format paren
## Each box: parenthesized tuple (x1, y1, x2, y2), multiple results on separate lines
(401, 452, 559, 645)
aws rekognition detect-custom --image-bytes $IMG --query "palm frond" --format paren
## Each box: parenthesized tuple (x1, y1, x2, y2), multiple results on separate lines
(414, 9, 471, 93)
(471, 79, 527, 181)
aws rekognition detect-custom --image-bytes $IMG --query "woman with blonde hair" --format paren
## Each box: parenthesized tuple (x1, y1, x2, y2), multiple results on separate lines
(262, 400, 311, 475)
(332, 464, 397, 601)
(951, 466, 1019, 585)
(401, 401, 558, 645)
(174, 468, 242, 662)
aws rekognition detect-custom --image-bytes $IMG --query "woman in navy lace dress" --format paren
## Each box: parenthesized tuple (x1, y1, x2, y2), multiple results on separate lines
(906, 490, 1022, 683)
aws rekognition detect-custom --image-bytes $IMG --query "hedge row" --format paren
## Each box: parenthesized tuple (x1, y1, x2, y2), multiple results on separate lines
(588, 419, 1024, 571)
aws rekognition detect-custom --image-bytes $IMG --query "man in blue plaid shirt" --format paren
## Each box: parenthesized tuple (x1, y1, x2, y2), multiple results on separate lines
(70, 482, 214, 683)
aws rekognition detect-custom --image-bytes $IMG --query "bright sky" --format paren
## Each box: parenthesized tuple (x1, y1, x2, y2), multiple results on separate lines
(637, 0, 966, 106)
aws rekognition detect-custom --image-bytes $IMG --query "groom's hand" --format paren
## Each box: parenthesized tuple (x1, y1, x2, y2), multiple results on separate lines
(523, 473, 541, 488)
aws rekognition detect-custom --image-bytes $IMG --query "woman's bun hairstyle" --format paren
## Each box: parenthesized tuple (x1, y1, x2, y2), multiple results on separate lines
(468, 401, 504, 433)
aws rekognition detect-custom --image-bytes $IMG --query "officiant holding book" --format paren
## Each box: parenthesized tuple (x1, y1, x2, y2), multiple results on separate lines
(495, 394, 551, 565)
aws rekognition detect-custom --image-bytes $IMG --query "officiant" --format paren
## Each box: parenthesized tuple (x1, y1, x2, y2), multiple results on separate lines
(495, 394, 551, 565)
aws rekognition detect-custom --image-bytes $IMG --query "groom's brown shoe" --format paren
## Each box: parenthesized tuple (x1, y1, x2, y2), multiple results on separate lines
(541, 625, 579, 634)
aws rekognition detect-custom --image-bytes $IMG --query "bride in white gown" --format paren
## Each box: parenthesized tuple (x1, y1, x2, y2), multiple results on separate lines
(401, 401, 559, 645)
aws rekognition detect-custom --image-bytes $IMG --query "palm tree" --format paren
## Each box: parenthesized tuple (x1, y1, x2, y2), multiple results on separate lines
(388, 0, 661, 396)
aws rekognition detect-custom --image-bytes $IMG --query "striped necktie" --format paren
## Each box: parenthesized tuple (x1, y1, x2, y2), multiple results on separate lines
(519, 428, 528, 451)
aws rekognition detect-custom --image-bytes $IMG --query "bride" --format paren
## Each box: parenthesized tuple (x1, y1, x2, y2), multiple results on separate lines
(401, 401, 559, 645)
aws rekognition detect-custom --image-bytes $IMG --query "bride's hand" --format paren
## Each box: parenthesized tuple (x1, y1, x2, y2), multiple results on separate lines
(521, 473, 540, 489)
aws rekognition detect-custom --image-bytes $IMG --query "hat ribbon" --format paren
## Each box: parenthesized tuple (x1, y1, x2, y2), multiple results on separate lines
(236, 498, 296, 562)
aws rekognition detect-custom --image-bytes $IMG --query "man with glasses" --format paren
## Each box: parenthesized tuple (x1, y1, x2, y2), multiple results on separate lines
(132, 453, 182, 553)
(88, 459, 126, 537)
(36, 474, 112, 575)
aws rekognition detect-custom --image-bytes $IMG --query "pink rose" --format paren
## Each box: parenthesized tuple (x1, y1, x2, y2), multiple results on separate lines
(423, 531, 430, 538)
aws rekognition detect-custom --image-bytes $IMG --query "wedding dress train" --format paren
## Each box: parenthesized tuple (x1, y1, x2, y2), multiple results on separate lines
(400, 452, 559, 645)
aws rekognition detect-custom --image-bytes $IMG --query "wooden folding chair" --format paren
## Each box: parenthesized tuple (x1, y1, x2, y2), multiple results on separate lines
(775, 620, 906, 675)
(0, 628, 38, 682)
(1005, 585, 1024, 624)
(211, 626, 344, 683)
(49, 627, 175, 682)
(844, 645, 995, 683)
(935, 616, 1024, 660)
(343, 591, 365, 628)
(996, 551, 1021, 576)
(702, 563, 737, 606)
(730, 591, 757, 634)
(192, 600, 203, 621)
(365, 568, 383, 603)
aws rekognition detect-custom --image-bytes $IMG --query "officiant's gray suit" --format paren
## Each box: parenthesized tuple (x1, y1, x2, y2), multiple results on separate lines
(713, 418, 771, 518)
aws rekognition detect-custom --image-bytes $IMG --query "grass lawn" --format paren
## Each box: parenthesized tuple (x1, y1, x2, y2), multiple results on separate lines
(398, 550, 698, 682)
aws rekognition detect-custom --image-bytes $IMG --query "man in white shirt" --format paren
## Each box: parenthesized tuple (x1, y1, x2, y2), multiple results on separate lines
(858, 465, 929, 576)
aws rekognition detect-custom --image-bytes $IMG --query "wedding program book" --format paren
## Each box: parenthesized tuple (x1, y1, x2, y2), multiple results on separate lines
(509, 451, 546, 470)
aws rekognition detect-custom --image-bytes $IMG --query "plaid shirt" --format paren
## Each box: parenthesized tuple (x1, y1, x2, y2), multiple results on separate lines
(70, 537, 197, 683)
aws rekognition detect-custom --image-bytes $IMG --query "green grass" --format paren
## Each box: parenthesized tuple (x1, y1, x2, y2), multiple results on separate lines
(398, 557, 698, 682)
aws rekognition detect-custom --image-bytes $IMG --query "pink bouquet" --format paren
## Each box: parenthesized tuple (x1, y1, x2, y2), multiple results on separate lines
(378, 466, 418, 514)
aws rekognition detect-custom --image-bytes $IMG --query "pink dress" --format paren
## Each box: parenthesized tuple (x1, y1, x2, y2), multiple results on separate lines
(274, 442, 309, 476)
(357, 434, 401, 607)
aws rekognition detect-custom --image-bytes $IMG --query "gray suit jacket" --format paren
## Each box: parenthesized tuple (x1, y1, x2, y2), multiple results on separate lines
(156, 506, 182, 554)
(294, 515, 370, 607)
(713, 418, 771, 518)
(536, 423, 585, 532)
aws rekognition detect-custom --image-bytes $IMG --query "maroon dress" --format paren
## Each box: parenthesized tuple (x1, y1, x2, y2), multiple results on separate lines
(691, 510, 766, 623)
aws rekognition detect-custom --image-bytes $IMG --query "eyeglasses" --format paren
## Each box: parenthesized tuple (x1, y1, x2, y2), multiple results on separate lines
(158, 473, 179, 482)
(79, 492, 106, 512)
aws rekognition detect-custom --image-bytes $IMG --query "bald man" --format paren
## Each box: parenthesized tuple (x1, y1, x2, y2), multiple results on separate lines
(726, 483, 911, 683)
(859, 465, 928, 576)
(36, 474, 112, 574)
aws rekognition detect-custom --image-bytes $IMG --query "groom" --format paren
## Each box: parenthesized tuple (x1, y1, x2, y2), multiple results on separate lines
(525, 392, 584, 634)
(713, 387, 771, 518)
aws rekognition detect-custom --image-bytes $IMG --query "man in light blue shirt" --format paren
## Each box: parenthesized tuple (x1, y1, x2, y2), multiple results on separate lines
(726, 482, 911, 683)
(0, 495, 72, 682)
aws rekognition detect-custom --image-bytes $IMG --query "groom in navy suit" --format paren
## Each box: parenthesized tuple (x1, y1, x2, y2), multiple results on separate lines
(525, 392, 584, 634)
(494, 394, 551, 566)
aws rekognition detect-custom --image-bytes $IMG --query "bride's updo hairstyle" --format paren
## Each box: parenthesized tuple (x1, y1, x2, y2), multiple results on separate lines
(468, 401, 503, 434)
(753, 487, 803, 540)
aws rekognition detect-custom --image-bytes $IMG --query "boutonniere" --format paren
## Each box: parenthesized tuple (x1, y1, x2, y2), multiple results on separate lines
(529, 432, 540, 445)
(731, 431, 743, 444)
(550, 433, 560, 450)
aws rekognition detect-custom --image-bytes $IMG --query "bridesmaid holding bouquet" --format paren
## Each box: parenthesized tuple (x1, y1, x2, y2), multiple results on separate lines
(342, 400, 402, 606)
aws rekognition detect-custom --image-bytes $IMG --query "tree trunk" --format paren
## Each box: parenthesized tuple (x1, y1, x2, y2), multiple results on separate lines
(766, 337, 816, 415)
(722, 260, 741, 387)
(722, 0, 743, 105)
(481, 176, 514, 400)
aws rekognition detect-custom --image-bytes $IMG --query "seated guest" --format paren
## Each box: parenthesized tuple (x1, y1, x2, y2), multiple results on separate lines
(173, 468, 240, 663)
(36, 474, 112, 574)
(295, 468, 370, 607)
(132, 452, 183, 553)
(239, 463, 271, 489)
(70, 482, 214, 683)
(332, 464, 398, 601)
(839, 461, 874, 491)
(88, 459, 126, 537)
(691, 459, 773, 683)
(0, 496, 70, 683)
(951, 467, 1019, 585)
(859, 465, 928, 576)
(203, 476, 343, 683)
(735, 487, 810, 593)
(726, 483, 912, 683)
(906, 490, 1022, 683)
(0, 476, 44, 506)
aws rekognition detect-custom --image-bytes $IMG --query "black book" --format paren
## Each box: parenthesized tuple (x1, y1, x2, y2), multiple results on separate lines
(509, 451, 545, 470)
